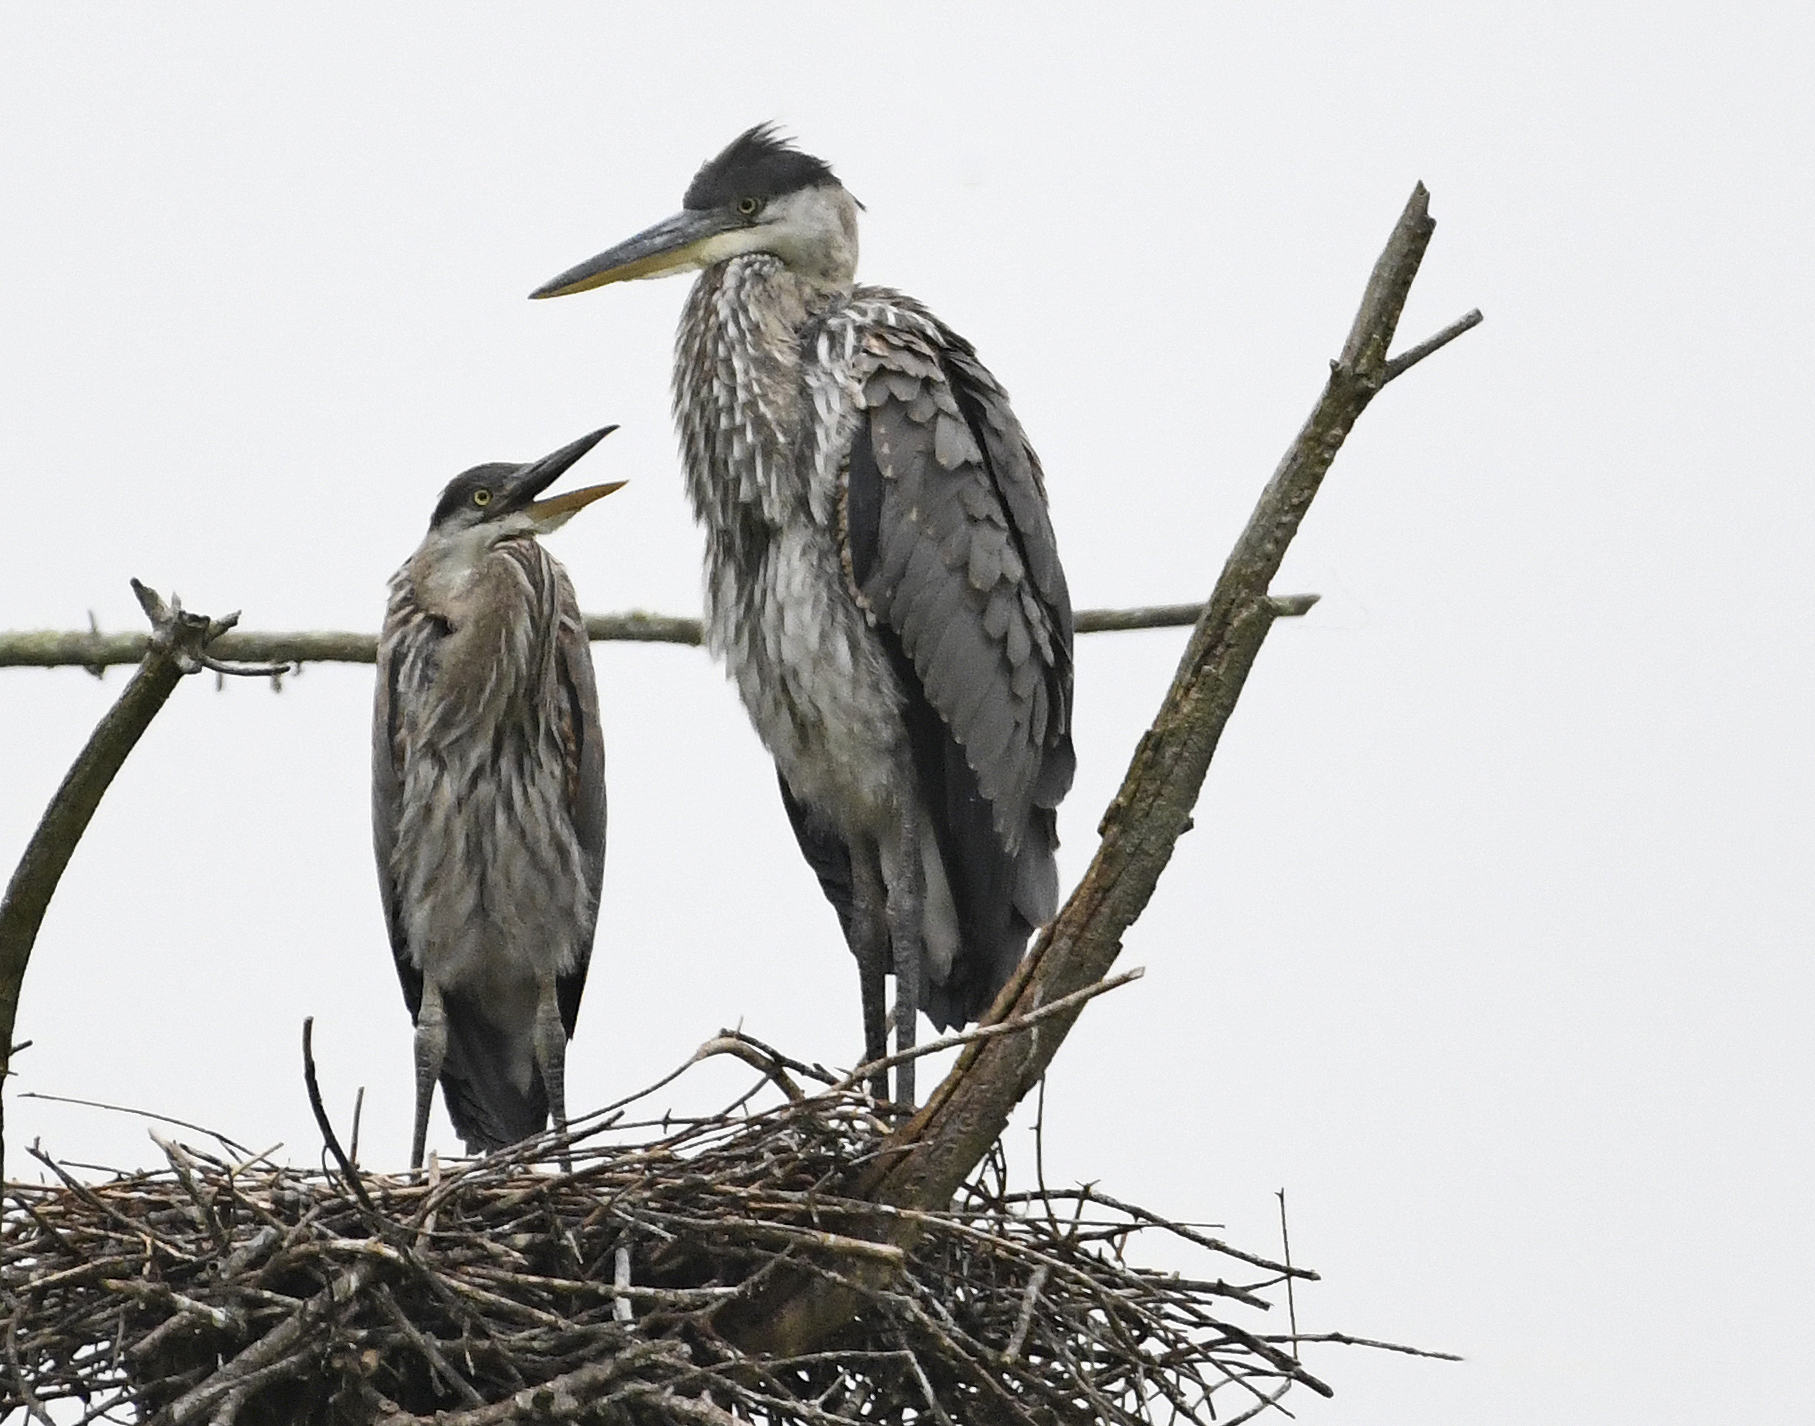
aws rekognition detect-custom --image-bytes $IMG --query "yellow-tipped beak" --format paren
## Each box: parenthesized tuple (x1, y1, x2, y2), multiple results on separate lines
(531, 208, 745, 299)
(527, 480, 627, 532)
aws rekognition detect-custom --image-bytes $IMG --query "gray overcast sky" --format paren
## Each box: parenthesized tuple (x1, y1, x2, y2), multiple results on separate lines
(1, 5, 1809, 1422)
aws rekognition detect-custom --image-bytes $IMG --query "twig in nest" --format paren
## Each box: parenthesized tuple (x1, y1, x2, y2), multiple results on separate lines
(1278, 1186, 1299, 1356)
(300, 1016, 374, 1216)
(18, 1091, 251, 1157)
(5, 1306, 55, 1426)
(375, 1282, 485, 1407)
(835, 967, 1144, 1093)
(614, 1244, 634, 1324)
(689, 1033, 808, 1101)
(1002, 1263, 1048, 1362)
(1258, 1331, 1463, 1362)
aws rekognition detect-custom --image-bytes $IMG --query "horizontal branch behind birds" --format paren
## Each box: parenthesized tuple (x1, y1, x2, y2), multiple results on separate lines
(0, 603, 1228, 671)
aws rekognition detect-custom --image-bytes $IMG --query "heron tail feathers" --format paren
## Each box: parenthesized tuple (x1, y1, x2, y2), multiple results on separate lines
(437, 995, 550, 1154)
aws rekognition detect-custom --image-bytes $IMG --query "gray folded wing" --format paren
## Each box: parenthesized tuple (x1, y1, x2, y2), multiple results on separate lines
(834, 319, 1075, 1024)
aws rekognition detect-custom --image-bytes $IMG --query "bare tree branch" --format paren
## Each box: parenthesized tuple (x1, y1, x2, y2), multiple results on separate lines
(0, 582, 248, 1178)
(0, 627, 374, 670)
(717, 182, 1481, 1356)
(301, 1017, 377, 1217)
(1384, 308, 1484, 382)
(0, 604, 1225, 671)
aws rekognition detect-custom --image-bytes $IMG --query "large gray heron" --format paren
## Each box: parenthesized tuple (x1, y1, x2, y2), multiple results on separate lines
(372, 426, 623, 1169)
(533, 127, 1073, 1106)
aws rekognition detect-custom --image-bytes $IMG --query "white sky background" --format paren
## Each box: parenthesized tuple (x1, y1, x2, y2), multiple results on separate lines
(1, 4, 1809, 1421)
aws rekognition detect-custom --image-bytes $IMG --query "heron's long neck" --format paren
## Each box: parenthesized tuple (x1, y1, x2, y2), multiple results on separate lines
(675, 256, 851, 534)
(407, 535, 562, 731)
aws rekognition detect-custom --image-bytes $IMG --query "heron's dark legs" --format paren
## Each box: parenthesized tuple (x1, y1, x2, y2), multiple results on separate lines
(886, 809, 926, 1110)
(850, 848, 890, 1102)
(532, 985, 572, 1173)
(411, 983, 447, 1173)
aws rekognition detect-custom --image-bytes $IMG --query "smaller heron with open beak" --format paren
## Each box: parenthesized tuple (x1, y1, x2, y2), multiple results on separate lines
(372, 426, 623, 1171)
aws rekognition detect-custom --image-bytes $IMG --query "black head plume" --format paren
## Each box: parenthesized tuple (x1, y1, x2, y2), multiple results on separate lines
(683, 124, 838, 212)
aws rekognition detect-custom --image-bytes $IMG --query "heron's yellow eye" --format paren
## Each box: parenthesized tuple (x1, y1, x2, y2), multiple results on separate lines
(736, 196, 760, 217)
(473, 489, 492, 507)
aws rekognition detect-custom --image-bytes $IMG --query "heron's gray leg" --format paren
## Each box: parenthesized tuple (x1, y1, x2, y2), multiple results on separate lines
(411, 982, 447, 1174)
(887, 808, 925, 1110)
(532, 985, 572, 1173)
(850, 847, 890, 1103)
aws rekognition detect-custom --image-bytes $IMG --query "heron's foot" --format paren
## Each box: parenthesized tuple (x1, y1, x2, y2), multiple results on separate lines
(533, 994, 573, 1174)
(852, 855, 892, 1106)
(887, 936, 921, 1113)
(893, 1023, 916, 1113)
(884, 808, 924, 1113)
(411, 995, 448, 1174)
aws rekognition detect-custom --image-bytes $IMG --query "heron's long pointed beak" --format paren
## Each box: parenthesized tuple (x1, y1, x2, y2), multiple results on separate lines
(504, 425, 623, 532)
(530, 209, 746, 298)
(516, 425, 618, 492)
(526, 479, 627, 533)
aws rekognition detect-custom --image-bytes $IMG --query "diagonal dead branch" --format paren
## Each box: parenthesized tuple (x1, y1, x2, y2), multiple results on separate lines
(0, 581, 251, 1176)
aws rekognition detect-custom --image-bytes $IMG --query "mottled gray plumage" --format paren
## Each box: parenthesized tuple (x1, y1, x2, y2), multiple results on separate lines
(534, 128, 1073, 1104)
(372, 428, 620, 1168)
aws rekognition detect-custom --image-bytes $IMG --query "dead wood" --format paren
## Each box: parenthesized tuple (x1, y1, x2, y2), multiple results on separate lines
(0, 1039, 1447, 1425)
(0, 583, 274, 1178)
(0, 606, 1223, 670)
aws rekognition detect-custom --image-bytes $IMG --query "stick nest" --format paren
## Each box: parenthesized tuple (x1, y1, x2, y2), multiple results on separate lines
(2, 1040, 1331, 1425)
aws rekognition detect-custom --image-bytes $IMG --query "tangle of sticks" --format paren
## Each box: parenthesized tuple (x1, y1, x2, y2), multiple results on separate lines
(0, 1034, 1449, 1426)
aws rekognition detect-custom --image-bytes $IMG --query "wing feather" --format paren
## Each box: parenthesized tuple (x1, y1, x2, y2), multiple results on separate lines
(837, 299, 1076, 1024)
(551, 569, 606, 1038)
(372, 583, 441, 1020)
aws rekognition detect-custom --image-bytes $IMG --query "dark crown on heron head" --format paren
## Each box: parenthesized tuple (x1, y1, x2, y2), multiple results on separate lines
(684, 125, 841, 212)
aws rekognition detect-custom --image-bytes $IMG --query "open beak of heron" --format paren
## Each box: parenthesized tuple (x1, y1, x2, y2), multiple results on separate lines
(512, 425, 627, 533)
(530, 208, 749, 298)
